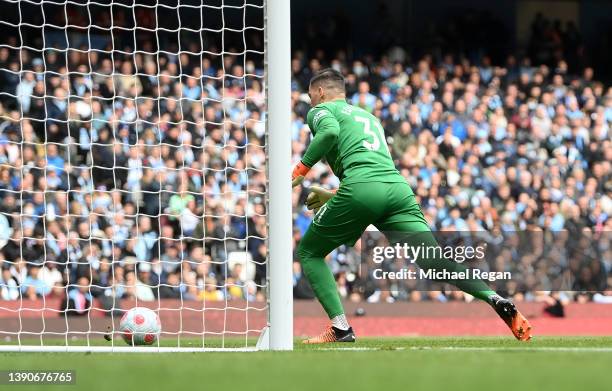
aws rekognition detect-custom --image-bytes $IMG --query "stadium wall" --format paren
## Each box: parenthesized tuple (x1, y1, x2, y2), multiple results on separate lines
(1, 300, 611, 339)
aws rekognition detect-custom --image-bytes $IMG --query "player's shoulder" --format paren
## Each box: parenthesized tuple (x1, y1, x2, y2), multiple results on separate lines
(308, 101, 337, 115)
(308, 100, 354, 118)
(307, 102, 338, 128)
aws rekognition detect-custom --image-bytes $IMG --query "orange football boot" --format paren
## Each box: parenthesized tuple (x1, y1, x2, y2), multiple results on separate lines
(302, 325, 356, 344)
(491, 295, 533, 341)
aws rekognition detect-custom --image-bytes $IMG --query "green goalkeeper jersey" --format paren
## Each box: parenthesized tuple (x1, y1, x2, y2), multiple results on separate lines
(304, 99, 407, 186)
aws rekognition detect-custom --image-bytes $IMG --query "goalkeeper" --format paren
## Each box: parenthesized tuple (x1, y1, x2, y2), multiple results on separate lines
(293, 69, 532, 344)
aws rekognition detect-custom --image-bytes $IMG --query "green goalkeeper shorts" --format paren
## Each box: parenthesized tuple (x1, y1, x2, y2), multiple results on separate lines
(299, 181, 429, 258)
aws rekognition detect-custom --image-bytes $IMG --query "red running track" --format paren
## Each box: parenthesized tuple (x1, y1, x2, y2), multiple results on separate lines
(2, 299, 611, 337)
(294, 301, 612, 337)
(295, 316, 612, 337)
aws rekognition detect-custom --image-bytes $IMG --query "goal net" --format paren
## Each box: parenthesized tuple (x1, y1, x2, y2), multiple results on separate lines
(0, 0, 292, 352)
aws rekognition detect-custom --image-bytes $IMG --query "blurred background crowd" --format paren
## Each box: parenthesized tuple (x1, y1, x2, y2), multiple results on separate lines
(0, 2, 610, 314)
(290, 51, 611, 305)
(0, 37, 269, 310)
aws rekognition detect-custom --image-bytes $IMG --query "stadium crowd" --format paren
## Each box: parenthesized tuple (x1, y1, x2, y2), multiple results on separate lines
(290, 52, 611, 304)
(0, 27, 611, 313)
(0, 34, 269, 311)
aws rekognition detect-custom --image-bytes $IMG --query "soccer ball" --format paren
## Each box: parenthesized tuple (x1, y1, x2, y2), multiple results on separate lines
(119, 307, 161, 346)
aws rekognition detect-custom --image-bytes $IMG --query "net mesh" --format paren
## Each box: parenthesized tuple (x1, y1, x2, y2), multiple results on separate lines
(0, 0, 267, 349)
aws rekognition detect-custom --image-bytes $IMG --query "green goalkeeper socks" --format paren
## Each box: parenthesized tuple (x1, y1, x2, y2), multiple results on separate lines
(296, 248, 496, 318)
(296, 226, 498, 319)
(298, 250, 496, 317)
(383, 230, 498, 303)
(299, 254, 345, 319)
(431, 261, 497, 302)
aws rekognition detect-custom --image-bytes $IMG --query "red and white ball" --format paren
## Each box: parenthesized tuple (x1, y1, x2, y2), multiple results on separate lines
(119, 307, 161, 346)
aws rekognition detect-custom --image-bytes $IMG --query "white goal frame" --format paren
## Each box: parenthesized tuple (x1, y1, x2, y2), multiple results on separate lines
(264, 0, 293, 351)
(0, 0, 293, 352)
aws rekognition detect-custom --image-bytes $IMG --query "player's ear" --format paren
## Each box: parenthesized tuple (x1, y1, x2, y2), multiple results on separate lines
(318, 85, 325, 99)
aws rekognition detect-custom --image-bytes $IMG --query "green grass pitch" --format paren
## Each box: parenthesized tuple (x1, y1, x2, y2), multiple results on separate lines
(1, 337, 611, 391)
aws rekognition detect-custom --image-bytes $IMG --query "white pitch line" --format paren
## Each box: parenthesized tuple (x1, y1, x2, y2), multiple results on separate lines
(317, 347, 391, 351)
(0, 346, 259, 353)
(317, 346, 612, 352)
(421, 346, 612, 352)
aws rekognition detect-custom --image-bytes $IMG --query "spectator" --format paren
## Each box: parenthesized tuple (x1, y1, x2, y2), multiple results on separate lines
(0, 267, 19, 300)
(0, 9, 609, 308)
(64, 276, 92, 316)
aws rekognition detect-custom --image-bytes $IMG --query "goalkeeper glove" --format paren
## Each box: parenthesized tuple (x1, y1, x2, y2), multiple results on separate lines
(292, 161, 310, 187)
(305, 186, 336, 210)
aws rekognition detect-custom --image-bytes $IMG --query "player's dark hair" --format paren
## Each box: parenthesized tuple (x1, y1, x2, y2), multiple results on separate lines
(309, 68, 346, 93)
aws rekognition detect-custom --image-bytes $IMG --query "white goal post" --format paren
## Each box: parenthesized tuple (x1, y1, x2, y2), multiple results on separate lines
(265, 0, 293, 351)
(0, 0, 292, 352)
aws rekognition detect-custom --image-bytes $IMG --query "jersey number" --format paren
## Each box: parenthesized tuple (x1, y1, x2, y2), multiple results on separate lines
(356, 115, 387, 155)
